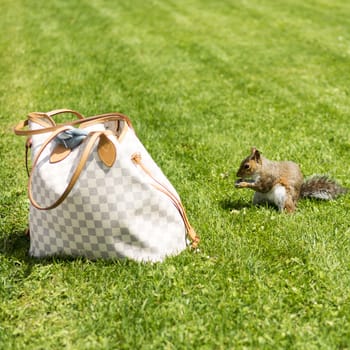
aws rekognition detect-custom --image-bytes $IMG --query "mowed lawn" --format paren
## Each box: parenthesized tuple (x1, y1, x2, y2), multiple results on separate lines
(1, 0, 350, 349)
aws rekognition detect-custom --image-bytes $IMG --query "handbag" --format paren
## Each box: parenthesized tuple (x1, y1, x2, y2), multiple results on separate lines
(14, 109, 199, 262)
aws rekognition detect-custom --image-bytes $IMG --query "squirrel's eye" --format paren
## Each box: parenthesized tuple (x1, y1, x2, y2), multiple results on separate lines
(244, 164, 250, 169)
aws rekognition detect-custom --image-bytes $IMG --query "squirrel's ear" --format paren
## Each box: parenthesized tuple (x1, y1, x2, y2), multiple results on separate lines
(252, 147, 261, 163)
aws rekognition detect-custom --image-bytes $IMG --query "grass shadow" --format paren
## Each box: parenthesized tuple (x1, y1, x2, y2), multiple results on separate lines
(1, 230, 30, 260)
(219, 197, 252, 211)
(220, 197, 282, 212)
(0, 230, 82, 267)
(0, 230, 37, 278)
(0, 229, 146, 269)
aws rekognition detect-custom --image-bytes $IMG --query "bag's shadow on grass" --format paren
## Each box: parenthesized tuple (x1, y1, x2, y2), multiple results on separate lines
(1, 230, 30, 260)
(1, 230, 78, 269)
(1, 229, 143, 270)
(0, 230, 37, 278)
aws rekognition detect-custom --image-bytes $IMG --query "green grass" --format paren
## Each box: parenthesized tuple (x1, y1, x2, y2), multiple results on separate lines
(1, 0, 350, 348)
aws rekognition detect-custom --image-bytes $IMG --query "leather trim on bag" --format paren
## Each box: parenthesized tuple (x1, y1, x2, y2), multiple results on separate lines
(50, 144, 72, 163)
(97, 132, 117, 167)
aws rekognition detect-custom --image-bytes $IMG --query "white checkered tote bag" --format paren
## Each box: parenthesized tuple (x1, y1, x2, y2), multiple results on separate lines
(15, 109, 199, 262)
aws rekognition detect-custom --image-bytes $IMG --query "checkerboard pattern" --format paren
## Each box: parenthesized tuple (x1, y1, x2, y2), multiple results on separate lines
(29, 124, 187, 262)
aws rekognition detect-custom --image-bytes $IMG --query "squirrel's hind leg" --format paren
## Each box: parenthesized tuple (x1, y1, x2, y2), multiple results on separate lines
(283, 190, 298, 213)
(253, 185, 289, 212)
(283, 198, 296, 212)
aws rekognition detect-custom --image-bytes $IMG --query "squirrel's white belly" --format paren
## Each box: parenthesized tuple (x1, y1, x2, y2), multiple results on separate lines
(253, 184, 286, 210)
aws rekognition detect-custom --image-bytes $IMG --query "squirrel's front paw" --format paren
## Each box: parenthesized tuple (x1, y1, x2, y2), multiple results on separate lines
(235, 179, 254, 188)
(235, 179, 244, 188)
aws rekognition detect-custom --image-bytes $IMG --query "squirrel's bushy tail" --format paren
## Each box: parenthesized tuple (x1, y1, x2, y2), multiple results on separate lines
(300, 175, 348, 200)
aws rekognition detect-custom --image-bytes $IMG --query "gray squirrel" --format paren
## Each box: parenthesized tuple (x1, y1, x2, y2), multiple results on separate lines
(235, 147, 347, 212)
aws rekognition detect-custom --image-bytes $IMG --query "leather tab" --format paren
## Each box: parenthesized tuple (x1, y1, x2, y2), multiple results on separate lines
(50, 144, 71, 163)
(98, 134, 116, 167)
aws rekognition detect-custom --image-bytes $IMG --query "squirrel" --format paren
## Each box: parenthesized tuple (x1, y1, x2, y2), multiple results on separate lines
(235, 147, 348, 213)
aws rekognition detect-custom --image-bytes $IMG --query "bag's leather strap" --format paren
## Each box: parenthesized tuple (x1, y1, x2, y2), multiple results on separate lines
(14, 110, 133, 136)
(20, 110, 130, 176)
(15, 109, 84, 135)
(29, 109, 85, 120)
(28, 126, 115, 210)
(131, 153, 200, 249)
(155, 184, 200, 249)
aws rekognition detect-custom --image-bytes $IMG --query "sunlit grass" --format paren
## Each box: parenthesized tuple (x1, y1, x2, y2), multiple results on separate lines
(1, 0, 350, 349)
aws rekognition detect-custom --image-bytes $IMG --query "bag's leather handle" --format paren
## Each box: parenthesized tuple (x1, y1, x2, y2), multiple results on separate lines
(14, 111, 133, 136)
(28, 127, 116, 210)
(20, 111, 132, 178)
(30, 109, 85, 119)
(28, 109, 85, 126)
